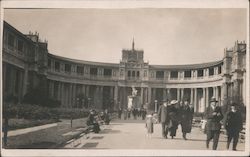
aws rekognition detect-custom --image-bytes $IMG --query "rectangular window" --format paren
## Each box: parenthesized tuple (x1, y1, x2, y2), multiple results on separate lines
(170, 71, 178, 78)
(90, 67, 98, 75)
(209, 67, 214, 76)
(8, 33, 15, 47)
(55, 61, 60, 72)
(65, 64, 71, 73)
(218, 66, 221, 74)
(156, 71, 164, 79)
(197, 69, 204, 77)
(17, 40, 24, 52)
(77, 66, 84, 75)
(184, 70, 191, 78)
(104, 68, 112, 76)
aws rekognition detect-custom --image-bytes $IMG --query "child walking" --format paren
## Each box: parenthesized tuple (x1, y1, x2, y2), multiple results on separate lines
(145, 111, 154, 138)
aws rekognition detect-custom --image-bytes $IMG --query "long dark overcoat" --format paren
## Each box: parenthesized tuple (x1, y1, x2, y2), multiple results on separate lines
(180, 105, 194, 133)
(204, 106, 223, 131)
(158, 105, 169, 123)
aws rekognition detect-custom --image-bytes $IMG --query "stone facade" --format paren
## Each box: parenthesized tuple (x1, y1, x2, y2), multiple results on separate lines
(2, 21, 247, 112)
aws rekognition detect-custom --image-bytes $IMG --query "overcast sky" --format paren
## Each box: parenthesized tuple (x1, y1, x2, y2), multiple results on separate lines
(4, 8, 247, 65)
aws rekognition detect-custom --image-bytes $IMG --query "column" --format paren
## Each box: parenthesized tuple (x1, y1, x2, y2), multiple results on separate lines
(206, 87, 209, 109)
(163, 88, 167, 100)
(72, 84, 76, 108)
(233, 80, 239, 102)
(114, 85, 118, 105)
(203, 88, 206, 112)
(148, 87, 151, 105)
(68, 84, 72, 108)
(61, 83, 65, 107)
(144, 88, 148, 105)
(190, 88, 193, 104)
(57, 82, 61, 100)
(22, 68, 28, 97)
(167, 88, 170, 101)
(152, 88, 156, 102)
(99, 86, 103, 109)
(181, 88, 184, 100)
(222, 83, 228, 105)
(140, 87, 144, 106)
(177, 88, 180, 101)
(51, 81, 54, 98)
(18, 70, 23, 102)
(11, 68, 16, 95)
(81, 84, 85, 96)
(194, 88, 197, 112)
(86, 85, 89, 98)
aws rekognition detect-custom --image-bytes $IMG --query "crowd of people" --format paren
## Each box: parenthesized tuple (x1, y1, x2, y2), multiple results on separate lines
(86, 97, 244, 151)
(145, 97, 244, 151)
(117, 107, 147, 120)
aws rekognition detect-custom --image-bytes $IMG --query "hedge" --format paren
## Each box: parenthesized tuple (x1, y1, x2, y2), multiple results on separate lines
(3, 103, 89, 120)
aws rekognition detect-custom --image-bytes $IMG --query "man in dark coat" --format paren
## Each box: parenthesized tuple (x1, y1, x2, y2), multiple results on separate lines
(158, 100, 169, 138)
(224, 103, 243, 151)
(204, 97, 223, 150)
(180, 100, 194, 140)
(168, 100, 179, 139)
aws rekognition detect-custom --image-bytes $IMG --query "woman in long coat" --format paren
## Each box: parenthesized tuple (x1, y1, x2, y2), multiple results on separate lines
(168, 100, 179, 139)
(179, 100, 194, 140)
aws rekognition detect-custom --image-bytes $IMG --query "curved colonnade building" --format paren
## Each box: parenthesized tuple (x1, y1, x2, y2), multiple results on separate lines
(2, 21, 247, 113)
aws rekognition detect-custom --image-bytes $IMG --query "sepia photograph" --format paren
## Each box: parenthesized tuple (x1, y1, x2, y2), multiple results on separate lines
(0, 0, 249, 156)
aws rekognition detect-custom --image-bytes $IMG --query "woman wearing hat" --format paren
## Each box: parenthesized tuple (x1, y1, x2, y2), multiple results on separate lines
(168, 100, 179, 139)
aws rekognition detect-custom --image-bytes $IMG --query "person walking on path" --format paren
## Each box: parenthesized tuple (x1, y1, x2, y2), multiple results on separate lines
(145, 111, 154, 138)
(168, 100, 179, 139)
(224, 103, 243, 151)
(157, 100, 169, 139)
(179, 100, 194, 140)
(204, 97, 223, 150)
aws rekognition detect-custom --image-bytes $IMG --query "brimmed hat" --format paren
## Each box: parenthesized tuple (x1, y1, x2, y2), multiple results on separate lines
(210, 97, 218, 102)
(170, 100, 178, 105)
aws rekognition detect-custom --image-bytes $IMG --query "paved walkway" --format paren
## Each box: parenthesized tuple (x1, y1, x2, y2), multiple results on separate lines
(64, 119, 245, 151)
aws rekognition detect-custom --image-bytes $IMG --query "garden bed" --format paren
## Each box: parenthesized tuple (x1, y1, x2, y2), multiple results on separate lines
(3, 118, 60, 131)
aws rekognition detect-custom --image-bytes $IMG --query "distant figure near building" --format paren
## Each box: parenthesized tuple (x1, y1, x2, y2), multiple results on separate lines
(224, 103, 243, 151)
(123, 109, 128, 120)
(204, 97, 223, 150)
(145, 112, 154, 138)
(118, 107, 122, 119)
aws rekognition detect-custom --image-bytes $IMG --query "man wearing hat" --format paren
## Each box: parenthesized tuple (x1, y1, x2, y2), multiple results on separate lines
(158, 99, 169, 138)
(204, 97, 223, 150)
(224, 103, 243, 151)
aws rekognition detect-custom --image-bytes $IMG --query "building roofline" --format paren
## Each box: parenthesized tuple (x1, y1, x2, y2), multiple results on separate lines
(150, 60, 223, 70)
(48, 53, 120, 67)
(49, 52, 223, 69)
